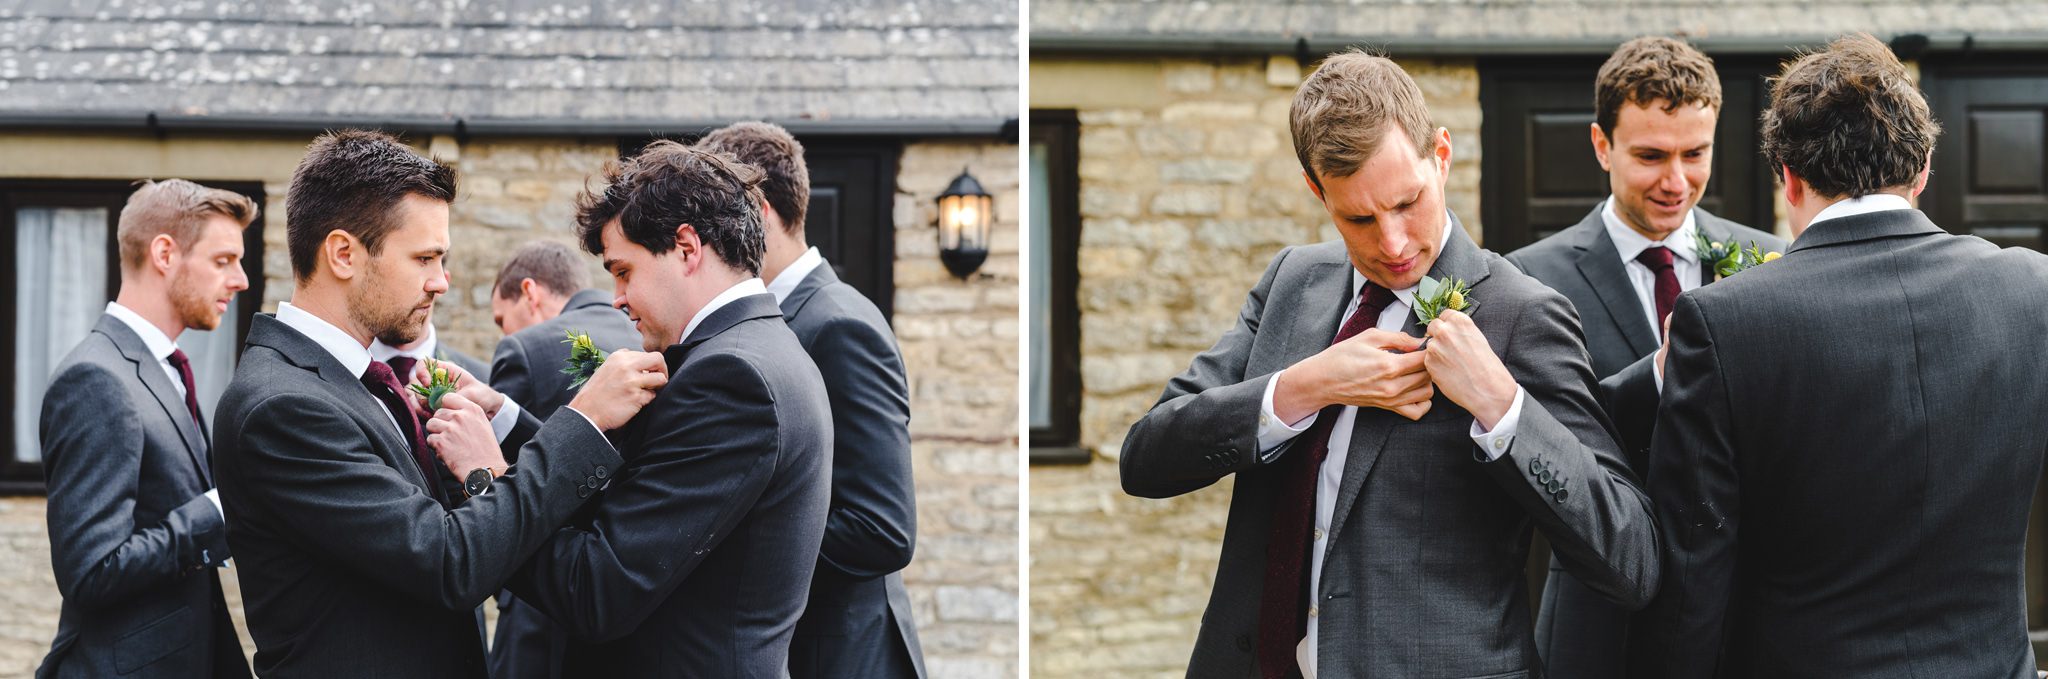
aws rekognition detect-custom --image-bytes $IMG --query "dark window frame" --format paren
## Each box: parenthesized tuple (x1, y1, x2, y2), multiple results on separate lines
(1029, 109, 1088, 464)
(1, 179, 267, 495)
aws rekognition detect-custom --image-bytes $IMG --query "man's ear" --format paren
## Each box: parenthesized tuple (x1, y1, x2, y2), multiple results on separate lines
(1302, 170, 1325, 203)
(1433, 127, 1453, 177)
(148, 233, 179, 275)
(323, 230, 361, 281)
(1589, 122, 1613, 172)
(519, 278, 542, 310)
(1911, 151, 1933, 199)
(673, 223, 702, 272)
(1780, 164, 1805, 209)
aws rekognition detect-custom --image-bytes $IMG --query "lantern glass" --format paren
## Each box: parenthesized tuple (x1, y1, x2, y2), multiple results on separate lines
(939, 193, 991, 250)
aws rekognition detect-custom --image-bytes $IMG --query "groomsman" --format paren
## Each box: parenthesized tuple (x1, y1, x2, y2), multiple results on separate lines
(38, 179, 256, 679)
(482, 240, 638, 679)
(501, 141, 833, 677)
(1626, 34, 2048, 677)
(1120, 51, 1658, 678)
(700, 121, 928, 679)
(372, 305, 491, 381)
(1502, 36, 1783, 678)
(212, 129, 668, 679)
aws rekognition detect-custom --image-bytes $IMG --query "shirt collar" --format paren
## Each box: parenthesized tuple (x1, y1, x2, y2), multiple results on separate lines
(276, 301, 374, 378)
(680, 277, 769, 344)
(1602, 197, 1698, 265)
(104, 301, 179, 361)
(765, 247, 825, 305)
(368, 324, 437, 363)
(1349, 212, 1458, 308)
(1809, 193, 1913, 228)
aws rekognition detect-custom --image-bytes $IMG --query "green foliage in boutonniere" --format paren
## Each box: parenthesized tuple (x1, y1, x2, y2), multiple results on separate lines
(562, 330, 609, 388)
(1414, 274, 1477, 327)
(1694, 230, 1784, 279)
(407, 357, 458, 411)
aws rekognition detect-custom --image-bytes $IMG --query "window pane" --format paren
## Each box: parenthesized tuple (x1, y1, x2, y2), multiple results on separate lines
(13, 207, 110, 464)
(1029, 141, 1054, 431)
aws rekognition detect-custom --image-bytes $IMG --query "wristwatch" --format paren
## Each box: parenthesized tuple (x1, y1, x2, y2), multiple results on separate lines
(463, 466, 500, 498)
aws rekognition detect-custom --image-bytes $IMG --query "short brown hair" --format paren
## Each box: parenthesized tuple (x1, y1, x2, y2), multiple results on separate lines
(1290, 49, 1438, 191)
(1595, 36, 1724, 138)
(696, 122, 809, 235)
(493, 240, 589, 300)
(575, 141, 767, 276)
(286, 129, 458, 282)
(117, 179, 258, 270)
(1761, 33, 1941, 199)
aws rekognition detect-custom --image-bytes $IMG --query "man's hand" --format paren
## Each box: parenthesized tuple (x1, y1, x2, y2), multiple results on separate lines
(1655, 314, 1673, 382)
(424, 392, 507, 478)
(407, 359, 506, 418)
(1422, 309, 1519, 430)
(565, 349, 669, 431)
(1274, 328, 1434, 423)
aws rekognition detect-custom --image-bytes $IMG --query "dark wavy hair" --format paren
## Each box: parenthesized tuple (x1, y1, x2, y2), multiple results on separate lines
(1760, 33, 1942, 198)
(574, 141, 766, 276)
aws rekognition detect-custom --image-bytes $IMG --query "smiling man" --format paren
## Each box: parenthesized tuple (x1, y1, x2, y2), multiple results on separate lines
(1119, 50, 1659, 678)
(1501, 39, 1784, 678)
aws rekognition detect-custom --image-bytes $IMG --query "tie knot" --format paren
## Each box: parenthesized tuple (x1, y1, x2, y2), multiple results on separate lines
(361, 360, 402, 394)
(386, 356, 419, 385)
(1636, 245, 1676, 270)
(1359, 281, 1398, 313)
(166, 348, 190, 370)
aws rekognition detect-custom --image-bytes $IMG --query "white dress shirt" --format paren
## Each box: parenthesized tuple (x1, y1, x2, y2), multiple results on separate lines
(765, 247, 825, 305)
(680, 278, 769, 344)
(1808, 192, 1913, 227)
(369, 323, 525, 442)
(1601, 198, 1703, 336)
(279, 303, 531, 445)
(1252, 219, 1528, 678)
(105, 301, 224, 521)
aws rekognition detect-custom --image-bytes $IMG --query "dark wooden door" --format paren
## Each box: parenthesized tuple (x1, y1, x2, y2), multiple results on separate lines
(802, 141, 901, 319)
(1479, 58, 1776, 252)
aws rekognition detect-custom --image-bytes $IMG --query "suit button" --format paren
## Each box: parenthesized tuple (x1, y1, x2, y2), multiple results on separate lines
(576, 484, 592, 499)
(586, 475, 599, 487)
(1537, 469, 1554, 484)
(1547, 480, 1564, 494)
(594, 465, 609, 480)
(1529, 459, 1546, 474)
(1554, 489, 1570, 503)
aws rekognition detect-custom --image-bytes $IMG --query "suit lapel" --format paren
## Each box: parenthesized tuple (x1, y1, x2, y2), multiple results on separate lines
(245, 315, 426, 490)
(98, 315, 212, 484)
(778, 263, 838, 322)
(1575, 221, 1659, 357)
(1326, 215, 1491, 543)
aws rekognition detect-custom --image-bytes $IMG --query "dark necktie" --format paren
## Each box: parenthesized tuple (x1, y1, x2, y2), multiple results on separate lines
(1636, 245, 1680, 338)
(360, 360, 447, 507)
(1256, 281, 1399, 679)
(165, 348, 206, 436)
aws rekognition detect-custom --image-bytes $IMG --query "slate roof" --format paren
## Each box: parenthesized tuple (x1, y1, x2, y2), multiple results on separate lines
(1031, 0, 2048, 54)
(0, 0, 1018, 133)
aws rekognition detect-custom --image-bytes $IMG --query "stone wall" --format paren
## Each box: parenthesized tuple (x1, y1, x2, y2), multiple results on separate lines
(0, 132, 1020, 678)
(1025, 55, 1482, 677)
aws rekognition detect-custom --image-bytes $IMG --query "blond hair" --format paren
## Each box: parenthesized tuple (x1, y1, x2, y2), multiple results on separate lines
(117, 179, 257, 270)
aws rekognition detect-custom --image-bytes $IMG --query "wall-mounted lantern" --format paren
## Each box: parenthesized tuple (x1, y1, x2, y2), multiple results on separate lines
(936, 167, 992, 279)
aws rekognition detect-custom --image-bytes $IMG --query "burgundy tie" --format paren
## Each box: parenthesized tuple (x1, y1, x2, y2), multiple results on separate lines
(360, 360, 447, 507)
(1636, 246, 1681, 338)
(165, 349, 206, 435)
(1256, 281, 1399, 678)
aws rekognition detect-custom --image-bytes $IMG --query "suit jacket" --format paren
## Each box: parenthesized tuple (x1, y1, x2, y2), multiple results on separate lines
(508, 293, 833, 678)
(1504, 204, 1782, 678)
(1121, 219, 1659, 678)
(37, 314, 249, 679)
(484, 288, 639, 679)
(1626, 209, 2048, 679)
(212, 313, 620, 679)
(435, 345, 490, 385)
(778, 265, 928, 679)
(490, 289, 641, 419)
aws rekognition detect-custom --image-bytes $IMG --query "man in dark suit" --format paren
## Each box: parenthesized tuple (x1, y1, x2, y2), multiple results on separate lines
(1120, 51, 1659, 678)
(481, 240, 638, 679)
(501, 141, 833, 677)
(1626, 34, 2048, 678)
(700, 121, 927, 679)
(211, 129, 669, 679)
(1501, 37, 1784, 677)
(38, 179, 257, 679)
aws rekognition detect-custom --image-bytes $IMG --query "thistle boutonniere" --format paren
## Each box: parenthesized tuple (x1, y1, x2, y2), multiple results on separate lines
(1694, 230, 1783, 280)
(1413, 275, 1476, 327)
(406, 357, 458, 411)
(561, 330, 609, 388)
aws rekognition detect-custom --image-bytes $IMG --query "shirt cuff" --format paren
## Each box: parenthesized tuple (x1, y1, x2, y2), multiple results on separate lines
(1257, 370, 1318, 462)
(1653, 356, 1665, 393)
(203, 488, 223, 522)
(1469, 385, 1528, 461)
(490, 398, 523, 442)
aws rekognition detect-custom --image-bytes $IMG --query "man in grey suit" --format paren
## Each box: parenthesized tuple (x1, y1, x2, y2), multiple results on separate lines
(38, 179, 257, 679)
(700, 121, 927, 679)
(1121, 51, 1658, 678)
(1501, 37, 1784, 677)
(1626, 34, 2048, 678)
(481, 240, 638, 679)
(501, 142, 832, 677)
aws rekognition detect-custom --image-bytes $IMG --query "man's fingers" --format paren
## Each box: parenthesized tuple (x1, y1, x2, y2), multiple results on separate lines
(1390, 399, 1432, 421)
(1358, 328, 1424, 352)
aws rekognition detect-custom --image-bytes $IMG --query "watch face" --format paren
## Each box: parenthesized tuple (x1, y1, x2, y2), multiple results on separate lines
(465, 469, 492, 496)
